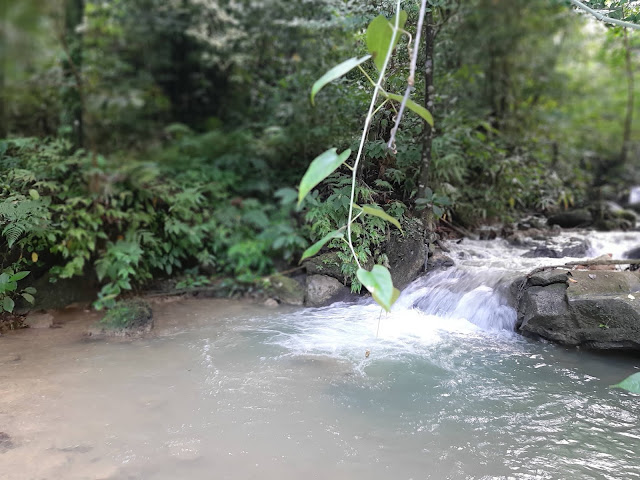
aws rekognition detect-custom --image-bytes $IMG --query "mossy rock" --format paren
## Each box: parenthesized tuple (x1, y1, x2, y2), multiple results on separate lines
(86, 299, 153, 339)
(612, 209, 638, 224)
(264, 274, 305, 306)
(303, 252, 344, 282)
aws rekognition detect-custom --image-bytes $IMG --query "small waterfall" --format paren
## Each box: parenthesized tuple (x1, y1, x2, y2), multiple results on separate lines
(630, 185, 640, 205)
(396, 269, 518, 331)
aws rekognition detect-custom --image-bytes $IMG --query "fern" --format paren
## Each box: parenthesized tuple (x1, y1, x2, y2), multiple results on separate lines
(1, 225, 25, 248)
(0, 196, 49, 248)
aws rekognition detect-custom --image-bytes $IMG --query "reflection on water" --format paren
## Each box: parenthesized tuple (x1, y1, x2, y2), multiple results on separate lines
(0, 231, 639, 480)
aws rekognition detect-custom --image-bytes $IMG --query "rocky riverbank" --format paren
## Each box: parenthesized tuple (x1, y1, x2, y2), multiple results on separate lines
(514, 267, 640, 351)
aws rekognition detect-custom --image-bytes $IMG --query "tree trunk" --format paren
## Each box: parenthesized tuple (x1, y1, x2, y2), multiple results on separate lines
(418, 9, 435, 229)
(0, 1, 7, 139)
(0, 63, 6, 140)
(62, 0, 85, 150)
(621, 28, 634, 165)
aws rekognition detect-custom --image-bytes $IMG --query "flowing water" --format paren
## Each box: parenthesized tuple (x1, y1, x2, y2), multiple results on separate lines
(1, 231, 639, 480)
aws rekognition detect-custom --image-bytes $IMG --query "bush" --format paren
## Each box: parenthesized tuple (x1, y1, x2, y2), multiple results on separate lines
(0, 133, 308, 308)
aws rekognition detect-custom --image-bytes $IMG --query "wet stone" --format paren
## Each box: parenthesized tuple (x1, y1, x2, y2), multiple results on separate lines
(0, 432, 14, 453)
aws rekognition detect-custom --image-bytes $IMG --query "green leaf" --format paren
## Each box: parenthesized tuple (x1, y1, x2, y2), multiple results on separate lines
(300, 229, 345, 263)
(310, 55, 371, 105)
(0, 273, 9, 285)
(2, 297, 14, 313)
(433, 205, 444, 218)
(8, 271, 30, 282)
(28, 189, 40, 200)
(21, 293, 35, 304)
(366, 12, 407, 71)
(355, 204, 403, 231)
(356, 265, 400, 312)
(611, 372, 640, 394)
(298, 148, 351, 206)
(23, 287, 36, 294)
(386, 93, 434, 126)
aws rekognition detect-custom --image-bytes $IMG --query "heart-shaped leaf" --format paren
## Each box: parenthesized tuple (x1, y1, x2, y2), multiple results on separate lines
(298, 148, 351, 206)
(300, 229, 345, 263)
(366, 12, 408, 71)
(355, 204, 402, 232)
(311, 55, 371, 105)
(611, 372, 640, 394)
(385, 93, 434, 126)
(357, 265, 400, 312)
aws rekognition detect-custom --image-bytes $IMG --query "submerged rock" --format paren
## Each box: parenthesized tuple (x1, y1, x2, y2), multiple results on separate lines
(522, 238, 590, 259)
(515, 269, 640, 350)
(305, 275, 348, 307)
(426, 251, 455, 270)
(86, 299, 153, 339)
(0, 432, 14, 453)
(23, 311, 54, 329)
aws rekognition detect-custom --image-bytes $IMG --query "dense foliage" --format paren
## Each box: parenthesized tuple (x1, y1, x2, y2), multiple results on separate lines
(1, 0, 638, 307)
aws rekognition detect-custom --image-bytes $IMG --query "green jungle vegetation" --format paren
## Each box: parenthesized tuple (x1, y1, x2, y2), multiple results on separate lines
(0, 0, 638, 312)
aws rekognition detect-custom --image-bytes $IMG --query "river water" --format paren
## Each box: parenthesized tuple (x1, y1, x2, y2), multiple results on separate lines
(1, 231, 639, 479)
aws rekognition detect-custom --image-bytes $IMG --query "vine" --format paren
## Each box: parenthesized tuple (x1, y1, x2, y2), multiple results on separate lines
(297, 1, 432, 312)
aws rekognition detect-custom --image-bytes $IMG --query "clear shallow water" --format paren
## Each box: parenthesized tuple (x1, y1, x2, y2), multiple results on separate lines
(1, 231, 639, 479)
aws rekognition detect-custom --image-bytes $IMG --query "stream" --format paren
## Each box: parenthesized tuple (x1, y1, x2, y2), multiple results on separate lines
(1, 231, 639, 479)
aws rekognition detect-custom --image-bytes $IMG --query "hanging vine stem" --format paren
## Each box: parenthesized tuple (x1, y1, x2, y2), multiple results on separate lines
(345, 0, 403, 269)
(387, 0, 428, 152)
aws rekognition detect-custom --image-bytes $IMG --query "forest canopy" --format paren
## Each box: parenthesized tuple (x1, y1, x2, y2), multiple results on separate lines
(0, 0, 638, 309)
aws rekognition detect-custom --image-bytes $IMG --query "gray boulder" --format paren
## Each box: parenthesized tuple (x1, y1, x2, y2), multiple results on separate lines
(515, 269, 640, 350)
(305, 275, 349, 307)
(387, 218, 427, 289)
(547, 209, 592, 228)
(24, 271, 98, 311)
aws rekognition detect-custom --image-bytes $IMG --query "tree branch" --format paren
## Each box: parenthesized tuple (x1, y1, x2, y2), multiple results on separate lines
(569, 0, 640, 30)
(387, 0, 427, 152)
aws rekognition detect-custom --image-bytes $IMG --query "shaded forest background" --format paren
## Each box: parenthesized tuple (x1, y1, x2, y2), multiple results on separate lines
(0, 0, 638, 308)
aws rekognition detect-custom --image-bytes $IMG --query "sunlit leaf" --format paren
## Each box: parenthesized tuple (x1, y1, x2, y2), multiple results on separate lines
(385, 93, 434, 126)
(611, 372, 640, 394)
(355, 204, 402, 231)
(310, 55, 371, 105)
(356, 265, 400, 312)
(300, 229, 344, 263)
(298, 148, 351, 206)
(28, 189, 39, 200)
(366, 12, 408, 71)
